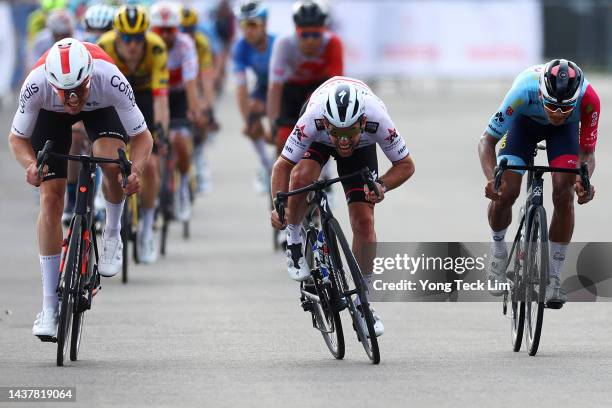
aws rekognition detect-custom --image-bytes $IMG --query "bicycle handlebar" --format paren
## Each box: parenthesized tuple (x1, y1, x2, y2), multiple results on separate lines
(36, 140, 132, 188)
(274, 167, 378, 225)
(493, 157, 591, 196)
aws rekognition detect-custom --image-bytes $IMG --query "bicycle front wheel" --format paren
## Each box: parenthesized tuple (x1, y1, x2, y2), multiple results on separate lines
(120, 200, 130, 284)
(304, 229, 345, 360)
(525, 207, 548, 356)
(57, 216, 81, 366)
(510, 219, 525, 352)
(326, 219, 380, 364)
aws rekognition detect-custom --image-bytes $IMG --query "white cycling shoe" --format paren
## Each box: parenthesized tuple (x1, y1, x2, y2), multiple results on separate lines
(356, 303, 384, 337)
(487, 251, 508, 296)
(286, 243, 310, 281)
(99, 236, 123, 277)
(139, 236, 158, 264)
(32, 309, 58, 339)
(545, 276, 567, 308)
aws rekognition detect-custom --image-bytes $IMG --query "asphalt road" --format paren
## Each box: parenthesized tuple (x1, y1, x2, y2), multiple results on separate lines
(0, 78, 611, 407)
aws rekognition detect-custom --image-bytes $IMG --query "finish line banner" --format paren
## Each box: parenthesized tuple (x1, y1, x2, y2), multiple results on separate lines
(359, 243, 612, 302)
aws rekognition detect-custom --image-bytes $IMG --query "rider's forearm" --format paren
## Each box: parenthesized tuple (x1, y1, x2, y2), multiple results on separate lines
(267, 82, 283, 126)
(201, 70, 215, 110)
(579, 150, 596, 176)
(9, 133, 36, 169)
(236, 84, 249, 123)
(184, 79, 202, 114)
(128, 131, 153, 175)
(478, 132, 498, 181)
(153, 94, 170, 133)
(271, 156, 293, 201)
(379, 155, 415, 191)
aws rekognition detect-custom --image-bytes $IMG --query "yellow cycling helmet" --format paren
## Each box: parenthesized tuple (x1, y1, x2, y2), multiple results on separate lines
(114, 5, 149, 34)
(181, 5, 199, 28)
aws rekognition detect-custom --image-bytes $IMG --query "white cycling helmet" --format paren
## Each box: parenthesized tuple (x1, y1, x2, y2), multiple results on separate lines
(84, 3, 116, 32)
(44, 38, 93, 90)
(323, 82, 365, 128)
(46, 9, 75, 35)
(150, 1, 181, 28)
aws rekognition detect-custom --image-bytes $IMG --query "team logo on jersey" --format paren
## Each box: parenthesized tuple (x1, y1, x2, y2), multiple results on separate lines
(384, 128, 399, 143)
(365, 121, 379, 133)
(111, 75, 135, 106)
(18, 83, 39, 113)
(494, 111, 504, 123)
(293, 125, 308, 142)
(505, 106, 514, 116)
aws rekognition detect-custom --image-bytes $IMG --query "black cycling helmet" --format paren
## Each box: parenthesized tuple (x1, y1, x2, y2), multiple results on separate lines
(292, 0, 327, 28)
(539, 59, 584, 106)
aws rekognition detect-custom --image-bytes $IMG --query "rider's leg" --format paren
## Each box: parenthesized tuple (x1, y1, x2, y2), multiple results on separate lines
(92, 137, 127, 239)
(348, 202, 376, 276)
(171, 128, 193, 202)
(64, 125, 86, 219)
(286, 158, 323, 244)
(140, 151, 160, 242)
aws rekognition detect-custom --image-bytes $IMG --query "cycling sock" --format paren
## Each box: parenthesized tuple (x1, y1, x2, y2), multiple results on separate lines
(39, 254, 60, 312)
(491, 228, 508, 257)
(180, 174, 189, 200)
(549, 242, 568, 280)
(252, 138, 272, 174)
(141, 207, 155, 242)
(104, 199, 124, 239)
(65, 182, 77, 212)
(286, 224, 302, 246)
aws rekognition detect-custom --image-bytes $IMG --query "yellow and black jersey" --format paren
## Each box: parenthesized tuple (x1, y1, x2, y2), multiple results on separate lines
(193, 32, 214, 72)
(97, 30, 169, 96)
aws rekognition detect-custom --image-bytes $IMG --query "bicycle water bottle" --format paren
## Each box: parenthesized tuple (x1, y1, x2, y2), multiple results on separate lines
(316, 231, 330, 283)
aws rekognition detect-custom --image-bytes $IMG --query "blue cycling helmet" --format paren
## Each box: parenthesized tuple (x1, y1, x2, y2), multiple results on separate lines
(237, 1, 268, 21)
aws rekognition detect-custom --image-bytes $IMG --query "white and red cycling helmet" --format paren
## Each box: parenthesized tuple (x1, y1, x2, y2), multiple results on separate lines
(150, 1, 181, 28)
(44, 38, 93, 90)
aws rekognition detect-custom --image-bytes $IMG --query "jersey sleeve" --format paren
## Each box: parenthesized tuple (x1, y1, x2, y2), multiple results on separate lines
(372, 100, 409, 162)
(181, 36, 199, 83)
(196, 33, 214, 72)
(485, 84, 527, 139)
(105, 64, 148, 137)
(231, 40, 248, 85)
(11, 69, 44, 139)
(324, 35, 344, 77)
(280, 106, 318, 164)
(579, 84, 599, 152)
(269, 36, 290, 84)
(151, 41, 169, 96)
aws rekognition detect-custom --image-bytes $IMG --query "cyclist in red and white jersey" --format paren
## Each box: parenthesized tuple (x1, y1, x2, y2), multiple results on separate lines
(150, 1, 204, 222)
(9, 38, 153, 339)
(267, 0, 343, 155)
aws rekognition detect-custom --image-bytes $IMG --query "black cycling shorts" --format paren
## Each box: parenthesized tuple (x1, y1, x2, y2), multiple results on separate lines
(31, 107, 127, 181)
(303, 142, 378, 204)
(135, 89, 158, 153)
(169, 90, 190, 129)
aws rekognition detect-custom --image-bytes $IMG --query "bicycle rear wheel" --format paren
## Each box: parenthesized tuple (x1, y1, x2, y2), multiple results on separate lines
(525, 207, 548, 356)
(326, 219, 380, 364)
(57, 216, 81, 366)
(304, 229, 345, 359)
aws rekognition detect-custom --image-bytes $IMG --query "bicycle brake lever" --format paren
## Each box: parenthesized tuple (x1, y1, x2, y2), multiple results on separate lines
(493, 158, 508, 192)
(361, 167, 380, 198)
(36, 140, 54, 179)
(274, 194, 286, 225)
(579, 162, 591, 198)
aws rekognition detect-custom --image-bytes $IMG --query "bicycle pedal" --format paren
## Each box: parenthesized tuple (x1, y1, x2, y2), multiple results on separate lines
(301, 300, 313, 312)
(545, 300, 564, 310)
(36, 335, 57, 343)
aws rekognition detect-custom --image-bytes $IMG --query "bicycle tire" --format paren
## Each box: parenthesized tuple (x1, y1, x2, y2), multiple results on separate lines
(57, 216, 81, 366)
(304, 229, 345, 360)
(121, 200, 130, 284)
(525, 206, 548, 356)
(131, 196, 140, 264)
(70, 231, 94, 361)
(510, 218, 525, 352)
(326, 219, 380, 364)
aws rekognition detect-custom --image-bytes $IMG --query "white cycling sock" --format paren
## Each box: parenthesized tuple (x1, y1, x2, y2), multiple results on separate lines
(141, 207, 155, 242)
(286, 224, 302, 246)
(180, 174, 189, 200)
(491, 228, 508, 257)
(549, 242, 568, 280)
(40, 254, 60, 312)
(104, 199, 124, 239)
(252, 138, 272, 174)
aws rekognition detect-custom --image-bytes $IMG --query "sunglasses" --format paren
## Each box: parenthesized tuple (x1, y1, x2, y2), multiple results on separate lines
(328, 125, 362, 139)
(120, 33, 145, 43)
(52, 77, 91, 106)
(297, 28, 323, 39)
(543, 101, 574, 114)
(152, 27, 178, 36)
(240, 19, 264, 29)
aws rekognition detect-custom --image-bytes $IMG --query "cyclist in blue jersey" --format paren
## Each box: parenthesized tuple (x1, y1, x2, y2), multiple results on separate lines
(478, 59, 599, 307)
(232, 1, 276, 191)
